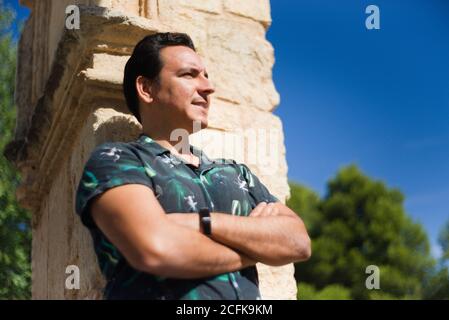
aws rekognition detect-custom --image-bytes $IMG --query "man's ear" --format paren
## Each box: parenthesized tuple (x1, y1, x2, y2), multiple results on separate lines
(136, 76, 154, 104)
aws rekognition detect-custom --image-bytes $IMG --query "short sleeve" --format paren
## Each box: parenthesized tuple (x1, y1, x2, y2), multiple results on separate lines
(237, 164, 279, 205)
(75, 143, 155, 229)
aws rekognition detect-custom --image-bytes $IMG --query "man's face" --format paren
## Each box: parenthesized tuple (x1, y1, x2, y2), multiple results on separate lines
(151, 45, 215, 132)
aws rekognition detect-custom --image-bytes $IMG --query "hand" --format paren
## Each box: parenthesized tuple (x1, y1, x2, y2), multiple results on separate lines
(249, 202, 280, 218)
(241, 254, 258, 268)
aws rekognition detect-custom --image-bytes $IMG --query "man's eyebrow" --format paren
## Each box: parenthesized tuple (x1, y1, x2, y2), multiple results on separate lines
(178, 67, 209, 78)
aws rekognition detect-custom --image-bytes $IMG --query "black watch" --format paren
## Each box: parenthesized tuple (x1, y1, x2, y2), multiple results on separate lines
(199, 207, 211, 236)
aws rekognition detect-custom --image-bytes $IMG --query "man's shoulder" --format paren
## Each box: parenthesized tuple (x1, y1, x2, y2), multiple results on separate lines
(86, 137, 153, 164)
(200, 152, 249, 170)
(209, 157, 238, 165)
(87, 141, 133, 162)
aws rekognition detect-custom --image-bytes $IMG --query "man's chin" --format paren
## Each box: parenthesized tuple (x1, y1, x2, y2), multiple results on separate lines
(187, 118, 208, 133)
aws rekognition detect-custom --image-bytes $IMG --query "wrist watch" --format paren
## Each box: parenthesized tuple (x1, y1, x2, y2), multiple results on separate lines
(199, 207, 212, 236)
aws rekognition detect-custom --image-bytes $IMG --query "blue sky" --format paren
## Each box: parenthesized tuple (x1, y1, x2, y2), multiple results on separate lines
(268, 0, 449, 259)
(6, 0, 449, 259)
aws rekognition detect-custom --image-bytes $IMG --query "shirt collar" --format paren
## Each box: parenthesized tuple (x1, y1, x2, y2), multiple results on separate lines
(137, 133, 214, 167)
(137, 133, 169, 156)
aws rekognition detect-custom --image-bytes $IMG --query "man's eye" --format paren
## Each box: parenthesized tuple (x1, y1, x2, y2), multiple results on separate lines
(182, 73, 193, 78)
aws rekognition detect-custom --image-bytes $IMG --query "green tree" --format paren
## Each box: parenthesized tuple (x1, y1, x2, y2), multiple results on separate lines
(422, 267, 449, 300)
(297, 282, 351, 300)
(438, 220, 449, 264)
(422, 220, 449, 299)
(286, 182, 322, 239)
(0, 0, 31, 299)
(290, 165, 436, 299)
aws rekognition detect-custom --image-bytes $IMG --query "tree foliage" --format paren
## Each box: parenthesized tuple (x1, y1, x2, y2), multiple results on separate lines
(0, 0, 31, 299)
(438, 220, 449, 263)
(289, 165, 446, 299)
(421, 220, 449, 299)
(297, 282, 351, 300)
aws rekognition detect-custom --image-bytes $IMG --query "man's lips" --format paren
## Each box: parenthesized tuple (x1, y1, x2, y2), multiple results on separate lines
(192, 101, 208, 108)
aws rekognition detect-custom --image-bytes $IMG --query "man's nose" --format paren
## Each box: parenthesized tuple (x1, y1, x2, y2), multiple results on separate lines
(199, 75, 215, 96)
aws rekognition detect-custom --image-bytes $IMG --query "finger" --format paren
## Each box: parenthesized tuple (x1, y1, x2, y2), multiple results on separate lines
(251, 202, 267, 217)
(268, 203, 280, 216)
(253, 202, 267, 216)
(261, 203, 280, 217)
(260, 204, 274, 217)
(257, 201, 268, 208)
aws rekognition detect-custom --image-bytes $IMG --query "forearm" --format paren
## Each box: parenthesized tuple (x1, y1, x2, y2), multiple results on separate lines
(90, 184, 256, 280)
(141, 218, 256, 279)
(212, 213, 309, 266)
(168, 211, 310, 266)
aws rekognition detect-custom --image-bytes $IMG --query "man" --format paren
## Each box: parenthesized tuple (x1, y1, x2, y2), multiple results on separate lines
(75, 32, 311, 300)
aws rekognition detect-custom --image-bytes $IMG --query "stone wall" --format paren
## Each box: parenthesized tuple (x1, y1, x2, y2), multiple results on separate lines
(6, 0, 295, 299)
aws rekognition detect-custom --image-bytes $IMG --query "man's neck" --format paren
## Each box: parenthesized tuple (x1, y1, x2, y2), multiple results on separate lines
(142, 129, 200, 167)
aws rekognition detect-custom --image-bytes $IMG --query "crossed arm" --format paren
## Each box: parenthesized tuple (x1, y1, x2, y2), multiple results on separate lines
(90, 184, 311, 279)
(167, 203, 311, 266)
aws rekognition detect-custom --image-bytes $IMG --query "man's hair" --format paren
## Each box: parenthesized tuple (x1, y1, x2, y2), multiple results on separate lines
(123, 32, 196, 123)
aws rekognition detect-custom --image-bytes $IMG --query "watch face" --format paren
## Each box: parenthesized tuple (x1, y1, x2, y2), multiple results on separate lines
(202, 218, 211, 235)
(199, 208, 211, 235)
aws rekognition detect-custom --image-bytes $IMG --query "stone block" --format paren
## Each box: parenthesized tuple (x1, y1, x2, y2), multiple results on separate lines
(224, 0, 271, 28)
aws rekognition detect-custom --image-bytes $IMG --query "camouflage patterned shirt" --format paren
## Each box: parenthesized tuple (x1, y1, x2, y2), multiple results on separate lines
(75, 133, 278, 300)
